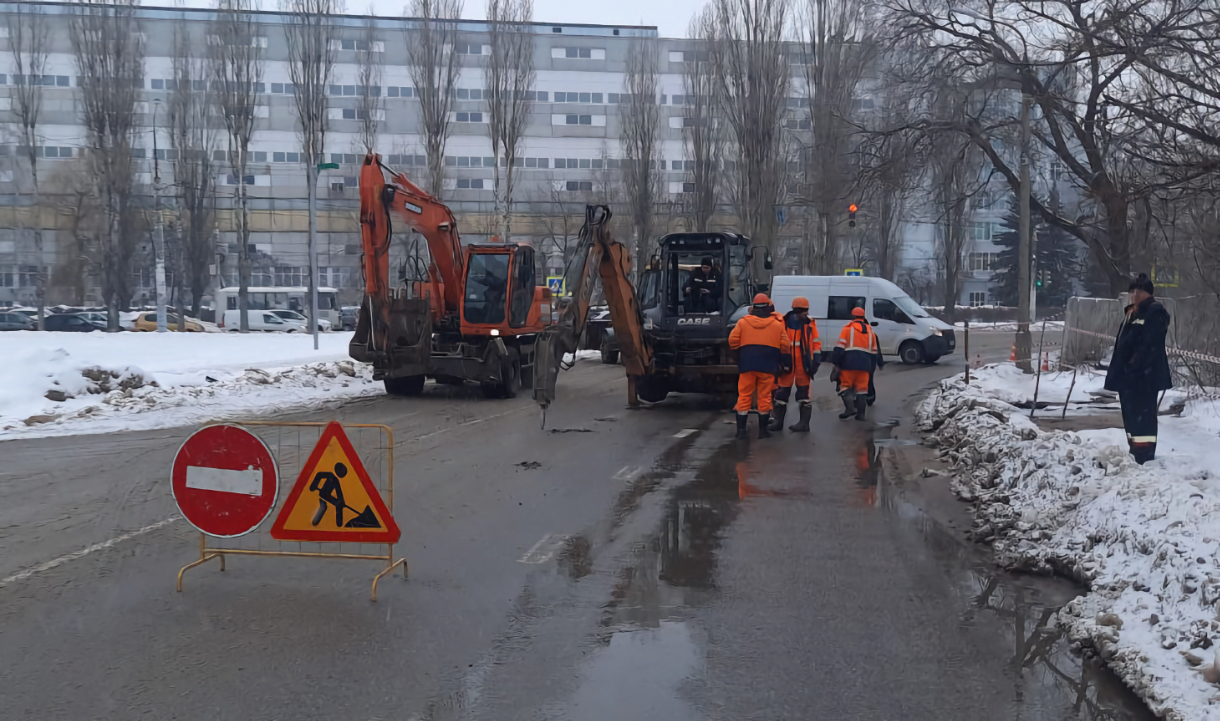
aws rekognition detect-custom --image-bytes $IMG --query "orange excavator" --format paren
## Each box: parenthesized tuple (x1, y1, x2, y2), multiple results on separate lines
(349, 153, 552, 398)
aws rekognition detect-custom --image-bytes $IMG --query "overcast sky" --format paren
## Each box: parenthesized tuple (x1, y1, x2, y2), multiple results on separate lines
(162, 0, 703, 39)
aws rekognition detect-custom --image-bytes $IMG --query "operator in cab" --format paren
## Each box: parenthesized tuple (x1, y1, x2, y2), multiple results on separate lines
(831, 306, 883, 421)
(684, 257, 723, 314)
(729, 293, 791, 440)
(770, 297, 821, 433)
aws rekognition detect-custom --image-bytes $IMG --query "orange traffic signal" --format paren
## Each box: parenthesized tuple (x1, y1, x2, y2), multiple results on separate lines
(848, 204, 858, 213)
(848, 203, 857, 227)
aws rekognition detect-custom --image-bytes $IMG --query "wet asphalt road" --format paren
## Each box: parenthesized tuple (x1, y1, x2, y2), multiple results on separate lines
(0, 332, 1155, 720)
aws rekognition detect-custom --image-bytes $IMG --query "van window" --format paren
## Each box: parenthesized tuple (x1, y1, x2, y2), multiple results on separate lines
(828, 295, 866, 320)
(873, 298, 912, 324)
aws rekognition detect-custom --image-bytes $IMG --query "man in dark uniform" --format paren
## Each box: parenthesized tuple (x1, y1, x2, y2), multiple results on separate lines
(684, 257, 723, 313)
(1104, 273, 1172, 464)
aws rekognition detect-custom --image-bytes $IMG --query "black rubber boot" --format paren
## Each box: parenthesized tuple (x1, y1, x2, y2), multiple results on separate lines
(855, 395, 868, 421)
(769, 403, 785, 432)
(789, 404, 812, 432)
(735, 413, 749, 440)
(838, 390, 856, 420)
(758, 413, 772, 438)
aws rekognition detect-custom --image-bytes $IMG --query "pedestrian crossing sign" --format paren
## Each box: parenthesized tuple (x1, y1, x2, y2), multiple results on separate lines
(844, 269, 863, 277)
(547, 276, 565, 294)
(269, 421, 400, 544)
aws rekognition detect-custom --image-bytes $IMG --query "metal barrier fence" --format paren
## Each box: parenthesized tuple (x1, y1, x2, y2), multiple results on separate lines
(176, 421, 407, 601)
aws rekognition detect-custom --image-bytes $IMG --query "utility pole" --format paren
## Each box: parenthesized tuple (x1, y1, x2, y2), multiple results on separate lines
(308, 162, 319, 350)
(152, 97, 168, 333)
(1015, 92, 1032, 371)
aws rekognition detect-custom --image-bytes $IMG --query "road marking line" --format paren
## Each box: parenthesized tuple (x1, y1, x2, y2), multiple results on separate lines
(612, 465, 642, 481)
(0, 516, 181, 589)
(673, 428, 698, 438)
(518, 532, 567, 564)
(412, 406, 529, 442)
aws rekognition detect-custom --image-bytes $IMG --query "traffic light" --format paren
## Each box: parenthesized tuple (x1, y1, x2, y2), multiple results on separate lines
(848, 203, 857, 227)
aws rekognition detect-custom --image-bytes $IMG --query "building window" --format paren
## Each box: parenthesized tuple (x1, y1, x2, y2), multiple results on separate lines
(524, 90, 548, 102)
(274, 267, 306, 287)
(456, 88, 484, 100)
(387, 86, 414, 98)
(387, 154, 426, 167)
(455, 42, 486, 55)
(455, 111, 484, 123)
(565, 181, 593, 192)
(969, 252, 999, 272)
(456, 178, 485, 189)
(968, 222, 999, 242)
(784, 118, 812, 131)
(852, 97, 876, 111)
(969, 291, 987, 307)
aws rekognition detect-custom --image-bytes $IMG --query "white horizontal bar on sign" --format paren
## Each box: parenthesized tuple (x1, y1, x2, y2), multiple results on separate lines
(186, 466, 263, 495)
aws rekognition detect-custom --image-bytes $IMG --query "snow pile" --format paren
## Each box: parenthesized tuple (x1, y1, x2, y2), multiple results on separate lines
(919, 369, 1220, 720)
(1, 332, 380, 438)
(562, 349, 604, 364)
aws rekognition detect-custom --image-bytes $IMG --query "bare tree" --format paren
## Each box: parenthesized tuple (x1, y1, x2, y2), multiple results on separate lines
(7, 5, 48, 328)
(680, 9, 723, 233)
(621, 37, 661, 274)
(887, 0, 1158, 295)
(282, 0, 340, 343)
(857, 69, 921, 280)
(404, 0, 462, 198)
(356, 8, 382, 153)
(211, 0, 264, 331)
(71, 0, 144, 330)
(798, 0, 875, 274)
(169, 17, 218, 319)
(709, 0, 791, 264)
(485, 0, 535, 238)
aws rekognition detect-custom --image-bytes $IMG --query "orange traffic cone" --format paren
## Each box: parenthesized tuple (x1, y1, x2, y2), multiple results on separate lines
(1041, 352, 1050, 372)
(1010, 344, 1016, 362)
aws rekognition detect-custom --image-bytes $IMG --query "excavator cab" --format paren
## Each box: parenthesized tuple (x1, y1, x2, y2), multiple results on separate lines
(460, 245, 542, 332)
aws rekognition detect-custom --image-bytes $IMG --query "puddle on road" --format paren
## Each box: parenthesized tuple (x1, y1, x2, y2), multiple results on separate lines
(560, 424, 1155, 721)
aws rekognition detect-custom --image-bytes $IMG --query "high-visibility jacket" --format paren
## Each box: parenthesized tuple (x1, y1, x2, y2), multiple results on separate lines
(831, 318, 881, 372)
(783, 311, 821, 376)
(729, 311, 792, 373)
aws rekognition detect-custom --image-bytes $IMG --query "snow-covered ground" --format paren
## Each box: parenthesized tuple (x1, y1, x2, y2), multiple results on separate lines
(954, 320, 1067, 332)
(920, 364, 1220, 720)
(1, 331, 382, 439)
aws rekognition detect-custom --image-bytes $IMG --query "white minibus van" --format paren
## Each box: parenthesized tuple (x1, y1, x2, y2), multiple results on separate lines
(769, 276, 955, 364)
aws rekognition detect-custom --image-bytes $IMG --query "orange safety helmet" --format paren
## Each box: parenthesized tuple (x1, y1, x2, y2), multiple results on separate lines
(791, 296, 809, 310)
(851, 306, 867, 318)
(752, 293, 772, 306)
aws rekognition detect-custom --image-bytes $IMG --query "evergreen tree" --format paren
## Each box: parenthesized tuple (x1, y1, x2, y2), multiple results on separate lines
(991, 196, 1021, 307)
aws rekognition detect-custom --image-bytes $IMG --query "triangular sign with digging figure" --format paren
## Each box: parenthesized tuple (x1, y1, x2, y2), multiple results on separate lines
(270, 421, 401, 544)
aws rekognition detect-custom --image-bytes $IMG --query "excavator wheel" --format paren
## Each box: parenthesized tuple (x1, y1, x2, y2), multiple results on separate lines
(482, 350, 521, 399)
(384, 375, 426, 396)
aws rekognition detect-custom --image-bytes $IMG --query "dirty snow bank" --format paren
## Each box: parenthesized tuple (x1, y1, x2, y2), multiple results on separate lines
(1, 332, 380, 439)
(919, 367, 1220, 720)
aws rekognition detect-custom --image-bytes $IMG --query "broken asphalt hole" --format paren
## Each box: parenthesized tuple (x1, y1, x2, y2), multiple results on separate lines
(549, 427, 594, 434)
(516, 461, 542, 470)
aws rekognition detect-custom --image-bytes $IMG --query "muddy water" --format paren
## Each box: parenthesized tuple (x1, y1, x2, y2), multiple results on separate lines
(560, 422, 1156, 721)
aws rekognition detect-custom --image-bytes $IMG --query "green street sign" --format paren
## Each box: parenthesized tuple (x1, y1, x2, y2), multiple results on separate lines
(317, 162, 340, 170)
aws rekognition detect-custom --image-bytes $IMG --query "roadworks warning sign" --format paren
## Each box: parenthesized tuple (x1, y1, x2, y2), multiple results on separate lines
(270, 421, 401, 544)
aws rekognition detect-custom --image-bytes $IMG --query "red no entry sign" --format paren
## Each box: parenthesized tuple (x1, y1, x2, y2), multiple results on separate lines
(171, 424, 279, 538)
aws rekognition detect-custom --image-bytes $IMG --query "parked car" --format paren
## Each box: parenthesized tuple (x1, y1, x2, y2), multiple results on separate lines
(0, 311, 35, 331)
(270, 309, 331, 332)
(221, 309, 300, 332)
(340, 305, 359, 331)
(9, 307, 38, 320)
(133, 312, 205, 332)
(44, 314, 98, 332)
(74, 311, 121, 330)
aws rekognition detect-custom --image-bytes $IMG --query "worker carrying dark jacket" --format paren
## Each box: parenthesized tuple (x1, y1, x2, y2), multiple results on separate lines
(770, 297, 821, 433)
(831, 306, 883, 421)
(729, 293, 792, 440)
(1104, 273, 1172, 464)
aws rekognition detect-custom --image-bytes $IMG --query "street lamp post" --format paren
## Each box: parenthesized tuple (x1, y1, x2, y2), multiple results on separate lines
(151, 97, 168, 333)
(1016, 93, 1033, 371)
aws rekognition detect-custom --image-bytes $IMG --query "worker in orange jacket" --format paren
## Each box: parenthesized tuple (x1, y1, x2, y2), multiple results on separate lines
(728, 293, 791, 439)
(830, 306, 884, 421)
(770, 297, 821, 433)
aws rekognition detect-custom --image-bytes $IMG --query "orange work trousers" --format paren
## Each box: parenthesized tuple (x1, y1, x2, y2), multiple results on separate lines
(777, 364, 810, 388)
(839, 369, 870, 393)
(736, 371, 776, 413)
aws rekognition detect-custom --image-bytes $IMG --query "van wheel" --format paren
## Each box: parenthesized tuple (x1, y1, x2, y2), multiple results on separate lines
(385, 375, 426, 396)
(922, 354, 941, 365)
(899, 340, 924, 365)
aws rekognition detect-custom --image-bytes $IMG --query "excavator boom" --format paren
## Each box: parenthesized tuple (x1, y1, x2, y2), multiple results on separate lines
(358, 154, 465, 317)
(534, 206, 652, 409)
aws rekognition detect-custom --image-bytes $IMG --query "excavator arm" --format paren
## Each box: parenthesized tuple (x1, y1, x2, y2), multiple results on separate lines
(358, 153, 466, 320)
(533, 205, 652, 410)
